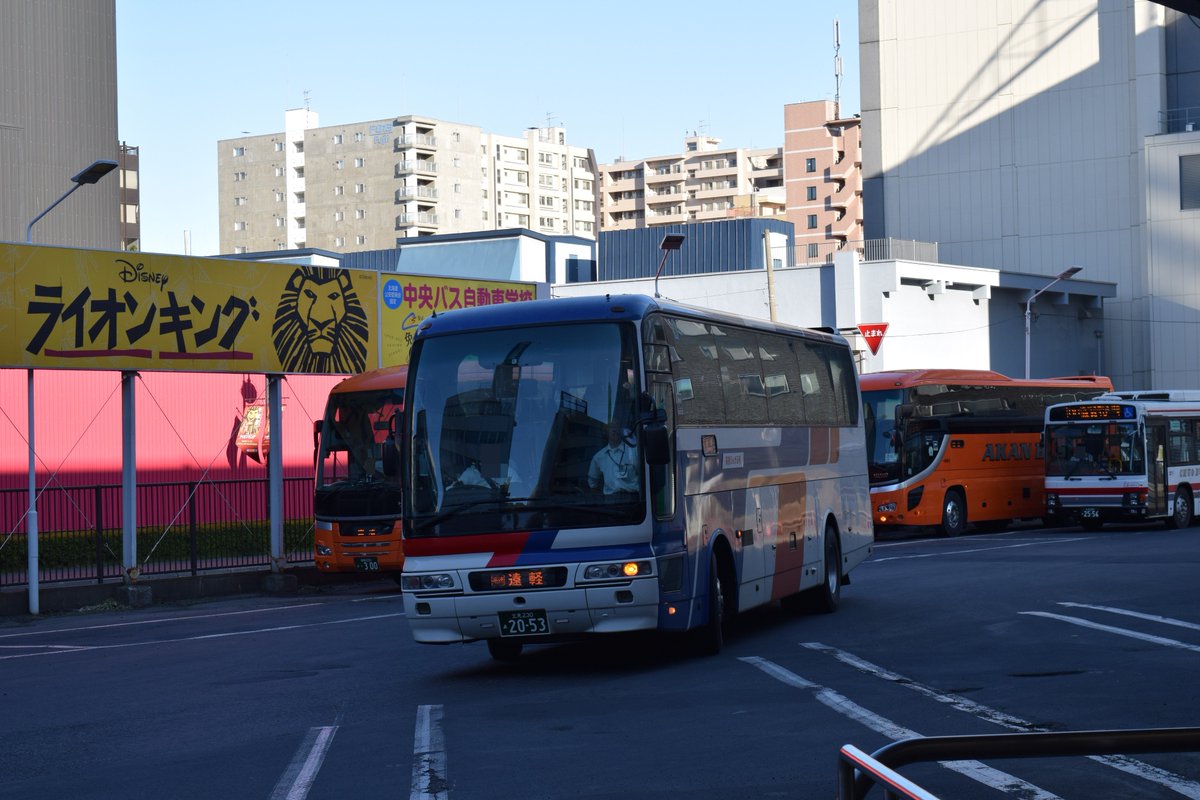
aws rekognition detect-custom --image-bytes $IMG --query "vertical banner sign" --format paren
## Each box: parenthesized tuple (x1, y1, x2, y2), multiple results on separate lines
(857, 323, 888, 356)
(379, 274, 537, 366)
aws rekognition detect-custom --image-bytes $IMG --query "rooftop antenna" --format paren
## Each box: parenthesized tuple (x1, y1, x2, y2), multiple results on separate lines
(833, 19, 843, 119)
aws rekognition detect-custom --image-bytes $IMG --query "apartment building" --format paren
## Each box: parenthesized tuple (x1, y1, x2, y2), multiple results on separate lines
(783, 99, 863, 262)
(217, 111, 599, 254)
(597, 135, 785, 231)
(118, 142, 140, 251)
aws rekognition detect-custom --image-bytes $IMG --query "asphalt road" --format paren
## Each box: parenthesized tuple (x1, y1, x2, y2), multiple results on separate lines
(2, 523, 1198, 799)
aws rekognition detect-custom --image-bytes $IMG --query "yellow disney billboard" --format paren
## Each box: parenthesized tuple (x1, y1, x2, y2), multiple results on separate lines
(0, 243, 538, 374)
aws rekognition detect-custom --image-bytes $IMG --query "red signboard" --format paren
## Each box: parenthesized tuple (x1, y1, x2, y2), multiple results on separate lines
(857, 323, 888, 356)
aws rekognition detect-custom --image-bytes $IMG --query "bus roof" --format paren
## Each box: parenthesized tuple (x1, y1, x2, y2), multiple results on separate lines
(859, 369, 1113, 391)
(329, 364, 407, 395)
(1099, 389, 1200, 402)
(413, 293, 848, 345)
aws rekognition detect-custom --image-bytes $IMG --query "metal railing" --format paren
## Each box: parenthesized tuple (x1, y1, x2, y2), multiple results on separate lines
(838, 726, 1200, 799)
(0, 477, 315, 587)
(1160, 106, 1200, 134)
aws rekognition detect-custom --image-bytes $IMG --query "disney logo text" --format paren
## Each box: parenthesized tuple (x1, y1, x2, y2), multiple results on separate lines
(117, 259, 168, 288)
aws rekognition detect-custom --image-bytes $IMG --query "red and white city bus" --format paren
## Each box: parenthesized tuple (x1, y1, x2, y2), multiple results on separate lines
(1044, 390, 1200, 530)
(398, 294, 873, 659)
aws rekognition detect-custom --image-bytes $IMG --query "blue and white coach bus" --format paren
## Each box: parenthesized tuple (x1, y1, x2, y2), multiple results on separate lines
(1044, 390, 1200, 530)
(399, 294, 873, 660)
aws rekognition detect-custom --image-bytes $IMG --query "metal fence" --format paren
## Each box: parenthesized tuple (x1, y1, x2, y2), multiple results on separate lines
(0, 477, 315, 587)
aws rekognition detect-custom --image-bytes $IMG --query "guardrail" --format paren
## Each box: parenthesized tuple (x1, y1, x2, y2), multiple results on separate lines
(838, 726, 1200, 799)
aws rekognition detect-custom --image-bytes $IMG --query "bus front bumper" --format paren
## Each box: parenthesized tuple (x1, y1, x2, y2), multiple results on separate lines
(402, 580, 661, 644)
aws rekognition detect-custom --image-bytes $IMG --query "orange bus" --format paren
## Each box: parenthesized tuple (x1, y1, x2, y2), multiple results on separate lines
(861, 369, 1112, 535)
(313, 366, 407, 577)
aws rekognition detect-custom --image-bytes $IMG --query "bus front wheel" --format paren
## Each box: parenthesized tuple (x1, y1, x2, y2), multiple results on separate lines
(1168, 486, 1194, 530)
(693, 553, 726, 656)
(940, 489, 967, 536)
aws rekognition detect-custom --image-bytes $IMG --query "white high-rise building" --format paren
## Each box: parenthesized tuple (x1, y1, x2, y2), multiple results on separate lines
(218, 112, 598, 255)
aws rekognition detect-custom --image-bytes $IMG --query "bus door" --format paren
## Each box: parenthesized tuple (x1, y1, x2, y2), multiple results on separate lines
(739, 486, 776, 606)
(1146, 422, 1169, 516)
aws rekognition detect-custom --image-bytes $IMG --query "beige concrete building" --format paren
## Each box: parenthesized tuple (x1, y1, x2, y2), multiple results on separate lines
(784, 99, 863, 263)
(218, 111, 599, 255)
(597, 135, 785, 231)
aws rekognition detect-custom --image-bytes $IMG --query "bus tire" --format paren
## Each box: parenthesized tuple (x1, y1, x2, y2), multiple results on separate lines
(940, 489, 967, 536)
(693, 552, 726, 656)
(812, 524, 842, 614)
(1168, 485, 1194, 530)
(486, 639, 523, 661)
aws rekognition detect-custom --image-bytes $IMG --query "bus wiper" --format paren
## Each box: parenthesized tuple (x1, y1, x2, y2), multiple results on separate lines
(508, 498, 631, 518)
(416, 496, 507, 528)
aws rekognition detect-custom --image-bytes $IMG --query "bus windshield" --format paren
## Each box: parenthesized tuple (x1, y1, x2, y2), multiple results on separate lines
(862, 388, 903, 484)
(1045, 421, 1143, 477)
(406, 321, 642, 536)
(317, 388, 403, 489)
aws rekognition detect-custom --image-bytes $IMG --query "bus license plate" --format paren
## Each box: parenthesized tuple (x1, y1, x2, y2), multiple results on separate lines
(1081, 508, 1100, 519)
(498, 609, 550, 637)
(354, 556, 379, 572)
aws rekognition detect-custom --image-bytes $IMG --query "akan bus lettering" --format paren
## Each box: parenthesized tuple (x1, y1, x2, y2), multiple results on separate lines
(25, 282, 259, 360)
(982, 442, 1035, 461)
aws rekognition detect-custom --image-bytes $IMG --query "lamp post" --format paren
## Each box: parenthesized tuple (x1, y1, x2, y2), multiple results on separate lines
(1024, 266, 1082, 379)
(25, 158, 118, 243)
(23, 159, 118, 614)
(653, 233, 685, 298)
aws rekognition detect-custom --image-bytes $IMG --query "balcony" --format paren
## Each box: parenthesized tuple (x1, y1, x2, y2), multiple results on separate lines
(395, 160, 438, 176)
(394, 133, 438, 150)
(396, 185, 439, 201)
(396, 212, 439, 228)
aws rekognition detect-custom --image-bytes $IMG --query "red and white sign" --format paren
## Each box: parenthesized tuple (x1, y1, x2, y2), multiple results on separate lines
(857, 323, 888, 356)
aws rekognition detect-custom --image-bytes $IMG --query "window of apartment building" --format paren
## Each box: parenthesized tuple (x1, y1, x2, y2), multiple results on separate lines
(538, 174, 555, 188)
(355, 132, 364, 142)
(234, 246, 247, 254)
(576, 220, 594, 233)
(274, 166, 285, 177)
(334, 185, 344, 196)
(575, 199, 593, 212)
(273, 191, 284, 202)
(574, 179, 592, 191)
(233, 171, 246, 182)
(573, 156, 589, 170)
(355, 157, 365, 168)
(356, 235, 366, 245)
(807, 214, 818, 229)
(334, 211, 344, 222)
(807, 186, 817, 201)
(333, 134, 343, 145)
(233, 221, 246, 231)
(335, 237, 345, 247)
(539, 195, 555, 208)
(335, 160, 344, 170)
(275, 218, 285, 228)
(294, 141, 304, 153)
(538, 152, 556, 166)
(295, 191, 305, 203)
(452, 131, 461, 143)
(808, 243, 820, 258)
(232, 147, 245, 157)
(1182, 155, 1200, 210)
(454, 208, 462, 220)
(805, 158, 816, 173)
(452, 156, 462, 168)
(518, 215, 529, 226)
(355, 208, 365, 219)
(294, 167, 304, 178)
(539, 216, 555, 229)
(274, 141, 284, 152)
(355, 183, 365, 193)
(233, 197, 247, 206)
(454, 183, 462, 194)
(296, 217, 306, 229)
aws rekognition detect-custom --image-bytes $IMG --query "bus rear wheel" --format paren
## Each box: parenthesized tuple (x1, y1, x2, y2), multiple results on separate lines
(940, 489, 967, 536)
(1168, 486, 1194, 529)
(812, 525, 842, 614)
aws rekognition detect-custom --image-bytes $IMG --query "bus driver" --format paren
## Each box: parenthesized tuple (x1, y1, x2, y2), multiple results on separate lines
(588, 424, 639, 495)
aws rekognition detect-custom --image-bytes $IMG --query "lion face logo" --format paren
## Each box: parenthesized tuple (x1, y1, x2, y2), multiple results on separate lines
(272, 266, 369, 374)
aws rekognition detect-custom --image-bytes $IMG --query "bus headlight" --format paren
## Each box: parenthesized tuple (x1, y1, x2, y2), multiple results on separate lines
(1045, 494, 1060, 510)
(1123, 492, 1147, 508)
(315, 543, 333, 556)
(582, 561, 652, 581)
(401, 573, 456, 591)
(876, 502, 897, 513)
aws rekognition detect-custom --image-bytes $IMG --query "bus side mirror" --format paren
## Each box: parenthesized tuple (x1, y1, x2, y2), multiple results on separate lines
(643, 422, 670, 465)
(382, 436, 399, 477)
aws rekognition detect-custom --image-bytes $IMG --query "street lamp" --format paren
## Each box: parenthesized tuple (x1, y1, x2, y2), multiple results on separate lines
(653, 233, 685, 298)
(23, 159, 117, 615)
(25, 158, 118, 243)
(1025, 266, 1082, 379)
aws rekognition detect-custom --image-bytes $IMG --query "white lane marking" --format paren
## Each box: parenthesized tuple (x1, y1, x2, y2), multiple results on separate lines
(269, 725, 338, 800)
(1021, 611, 1200, 655)
(804, 643, 1200, 799)
(0, 603, 328, 639)
(868, 537, 1092, 563)
(1058, 602, 1200, 632)
(0, 612, 406, 660)
(740, 657, 1063, 799)
(411, 704, 448, 800)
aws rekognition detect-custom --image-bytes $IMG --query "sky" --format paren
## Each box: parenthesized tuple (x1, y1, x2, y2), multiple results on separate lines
(115, 0, 860, 258)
